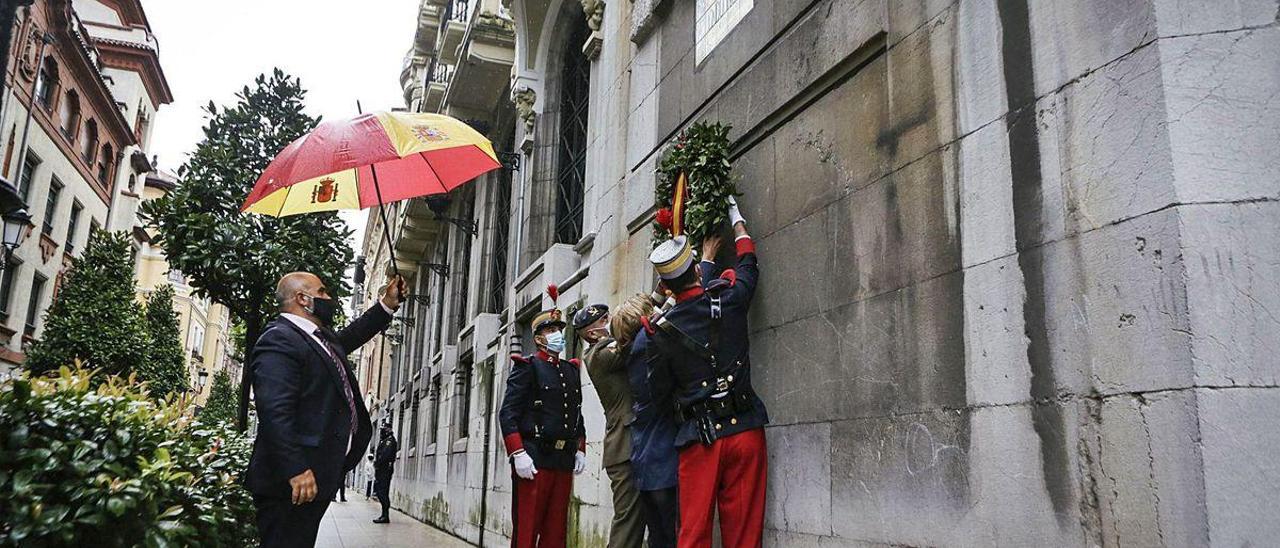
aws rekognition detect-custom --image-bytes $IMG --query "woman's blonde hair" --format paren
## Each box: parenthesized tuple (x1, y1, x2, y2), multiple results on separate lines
(610, 293, 656, 347)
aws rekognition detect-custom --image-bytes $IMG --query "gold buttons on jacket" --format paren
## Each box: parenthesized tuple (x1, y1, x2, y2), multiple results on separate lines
(731, 418, 738, 425)
(715, 423, 722, 430)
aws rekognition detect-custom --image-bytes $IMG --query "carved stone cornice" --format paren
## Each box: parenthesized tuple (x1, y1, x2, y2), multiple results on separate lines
(630, 0, 668, 44)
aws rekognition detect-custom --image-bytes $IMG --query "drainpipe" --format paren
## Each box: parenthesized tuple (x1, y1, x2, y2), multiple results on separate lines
(477, 357, 496, 546)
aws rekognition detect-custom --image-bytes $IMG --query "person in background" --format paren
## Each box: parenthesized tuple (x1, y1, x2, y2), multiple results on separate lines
(499, 287, 587, 548)
(574, 303, 645, 548)
(372, 424, 399, 523)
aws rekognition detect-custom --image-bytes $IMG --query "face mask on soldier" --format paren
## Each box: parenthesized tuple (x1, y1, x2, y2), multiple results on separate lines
(543, 330, 566, 353)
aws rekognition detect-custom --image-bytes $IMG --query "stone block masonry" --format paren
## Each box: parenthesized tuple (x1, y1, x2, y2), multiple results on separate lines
(387, 0, 1280, 544)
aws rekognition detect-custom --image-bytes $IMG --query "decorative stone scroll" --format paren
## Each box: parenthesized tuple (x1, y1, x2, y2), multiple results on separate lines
(511, 86, 537, 152)
(580, 0, 605, 60)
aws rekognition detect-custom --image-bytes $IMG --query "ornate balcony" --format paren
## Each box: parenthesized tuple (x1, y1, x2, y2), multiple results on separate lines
(441, 9, 514, 115)
(424, 62, 454, 113)
(437, 0, 470, 64)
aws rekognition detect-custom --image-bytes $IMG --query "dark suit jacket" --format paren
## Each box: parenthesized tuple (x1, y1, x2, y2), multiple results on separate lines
(245, 304, 392, 499)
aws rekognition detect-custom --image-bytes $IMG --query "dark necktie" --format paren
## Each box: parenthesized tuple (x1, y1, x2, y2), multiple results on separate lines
(315, 329, 358, 438)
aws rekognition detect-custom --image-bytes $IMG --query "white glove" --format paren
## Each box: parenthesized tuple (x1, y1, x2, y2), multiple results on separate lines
(727, 195, 746, 227)
(512, 450, 537, 480)
(574, 451, 587, 475)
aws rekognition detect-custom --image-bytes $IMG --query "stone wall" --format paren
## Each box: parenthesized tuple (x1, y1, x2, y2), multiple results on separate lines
(387, 0, 1280, 545)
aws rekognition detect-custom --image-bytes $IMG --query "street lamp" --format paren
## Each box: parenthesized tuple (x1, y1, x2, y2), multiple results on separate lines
(1, 209, 31, 269)
(196, 368, 209, 390)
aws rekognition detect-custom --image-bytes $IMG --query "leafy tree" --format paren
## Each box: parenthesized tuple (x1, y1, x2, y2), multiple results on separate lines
(26, 231, 150, 379)
(140, 69, 352, 430)
(139, 283, 188, 399)
(200, 368, 238, 427)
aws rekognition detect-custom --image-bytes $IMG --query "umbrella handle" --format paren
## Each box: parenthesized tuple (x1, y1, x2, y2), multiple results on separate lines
(370, 163, 400, 279)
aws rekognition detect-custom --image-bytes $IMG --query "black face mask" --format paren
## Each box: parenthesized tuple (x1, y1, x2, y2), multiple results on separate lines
(305, 294, 339, 328)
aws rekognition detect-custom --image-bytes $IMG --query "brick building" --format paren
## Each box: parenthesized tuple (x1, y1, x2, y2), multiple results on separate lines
(0, 0, 170, 373)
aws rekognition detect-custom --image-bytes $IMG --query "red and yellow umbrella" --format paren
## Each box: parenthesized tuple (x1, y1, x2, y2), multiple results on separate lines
(241, 111, 500, 217)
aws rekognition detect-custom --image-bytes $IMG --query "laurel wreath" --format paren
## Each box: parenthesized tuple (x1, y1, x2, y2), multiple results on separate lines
(652, 121, 739, 247)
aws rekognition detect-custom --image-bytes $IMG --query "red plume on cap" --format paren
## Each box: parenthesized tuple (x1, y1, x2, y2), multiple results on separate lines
(546, 284, 559, 303)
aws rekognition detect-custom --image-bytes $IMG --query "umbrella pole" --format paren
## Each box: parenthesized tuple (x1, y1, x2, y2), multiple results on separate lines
(370, 164, 400, 278)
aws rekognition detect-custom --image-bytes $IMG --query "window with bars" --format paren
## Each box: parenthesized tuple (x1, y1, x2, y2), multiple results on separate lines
(429, 373, 442, 446)
(554, 17, 591, 245)
(453, 193, 474, 334)
(409, 384, 421, 453)
(487, 140, 512, 314)
(454, 355, 473, 441)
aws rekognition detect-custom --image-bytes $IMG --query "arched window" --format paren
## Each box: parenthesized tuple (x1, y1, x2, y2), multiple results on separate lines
(59, 90, 80, 140)
(553, 10, 590, 244)
(80, 119, 98, 165)
(34, 57, 58, 111)
(98, 144, 114, 182)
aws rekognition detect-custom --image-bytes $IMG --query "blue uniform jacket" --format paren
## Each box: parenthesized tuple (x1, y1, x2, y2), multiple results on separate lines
(649, 238, 769, 449)
(626, 330, 678, 491)
(498, 351, 586, 471)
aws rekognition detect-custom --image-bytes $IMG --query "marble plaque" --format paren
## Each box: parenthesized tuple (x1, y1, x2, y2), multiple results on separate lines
(695, 0, 754, 64)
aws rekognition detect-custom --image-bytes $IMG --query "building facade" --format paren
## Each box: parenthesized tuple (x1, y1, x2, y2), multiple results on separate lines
(362, 0, 1280, 545)
(134, 171, 240, 406)
(0, 0, 169, 373)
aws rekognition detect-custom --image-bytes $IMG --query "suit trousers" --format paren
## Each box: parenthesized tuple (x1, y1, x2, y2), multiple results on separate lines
(604, 461, 646, 548)
(638, 487, 679, 548)
(254, 495, 332, 548)
(511, 468, 574, 548)
(676, 428, 767, 548)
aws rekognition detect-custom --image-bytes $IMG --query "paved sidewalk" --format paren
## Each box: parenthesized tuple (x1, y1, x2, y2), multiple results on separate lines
(316, 494, 472, 547)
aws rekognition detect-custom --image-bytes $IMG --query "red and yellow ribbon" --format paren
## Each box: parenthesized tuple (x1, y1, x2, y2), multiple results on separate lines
(671, 171, 688, 236)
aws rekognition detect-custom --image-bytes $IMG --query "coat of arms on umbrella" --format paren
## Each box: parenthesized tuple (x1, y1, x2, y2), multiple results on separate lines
(311, 177, 338, 204)
(413, 124, 448, 143)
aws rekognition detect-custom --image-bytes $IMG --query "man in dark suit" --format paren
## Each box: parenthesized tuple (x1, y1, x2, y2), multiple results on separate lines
(245, 271, 405, 548)
(372, 424, 399, 523)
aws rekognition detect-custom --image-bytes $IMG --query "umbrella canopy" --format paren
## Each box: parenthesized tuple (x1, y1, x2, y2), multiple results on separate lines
(241, 111, 500, 217)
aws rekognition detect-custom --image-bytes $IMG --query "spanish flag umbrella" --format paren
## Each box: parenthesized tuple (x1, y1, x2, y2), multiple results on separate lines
(240, 111, 502, 268)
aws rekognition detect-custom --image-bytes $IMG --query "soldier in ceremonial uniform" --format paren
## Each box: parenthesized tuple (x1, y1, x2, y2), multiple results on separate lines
(574, 304, 646, 548)
(645, 197, 767, 547)
(499, 288, 588, 548)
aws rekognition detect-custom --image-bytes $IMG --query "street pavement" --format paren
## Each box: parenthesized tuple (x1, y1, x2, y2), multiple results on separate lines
(316, 494, 471, 547)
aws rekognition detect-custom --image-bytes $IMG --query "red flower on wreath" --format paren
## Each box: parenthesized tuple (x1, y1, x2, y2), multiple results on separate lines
(656, 207, 674, 230)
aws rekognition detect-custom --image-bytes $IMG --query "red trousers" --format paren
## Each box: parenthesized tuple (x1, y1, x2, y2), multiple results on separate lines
(511, 468, 573, 548)
(677, 428, 768, 548)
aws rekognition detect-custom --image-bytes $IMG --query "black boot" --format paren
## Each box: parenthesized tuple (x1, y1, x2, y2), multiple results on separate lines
(372, 516, 390, 524)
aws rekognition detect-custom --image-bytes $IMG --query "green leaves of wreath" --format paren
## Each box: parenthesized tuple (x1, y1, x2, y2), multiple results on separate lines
(653, 122, 740, 246)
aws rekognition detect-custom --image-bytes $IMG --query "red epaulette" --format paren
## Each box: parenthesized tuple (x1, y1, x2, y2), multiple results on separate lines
(640, 315, 657, 335)
(511, 353, 530, 364)
(719, 268, 737, 286)
(569, 358, 582, 368)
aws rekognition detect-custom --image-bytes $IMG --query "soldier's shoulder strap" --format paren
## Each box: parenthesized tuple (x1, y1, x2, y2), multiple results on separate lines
(510, 353, 531, 365)
(652, 315, 715, 363)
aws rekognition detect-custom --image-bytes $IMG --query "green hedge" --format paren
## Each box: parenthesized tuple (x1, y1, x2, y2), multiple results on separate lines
(0, 368, 256, 547)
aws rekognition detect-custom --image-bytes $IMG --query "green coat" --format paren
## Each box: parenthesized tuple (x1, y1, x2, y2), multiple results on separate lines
(583, 337, 634, 467)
